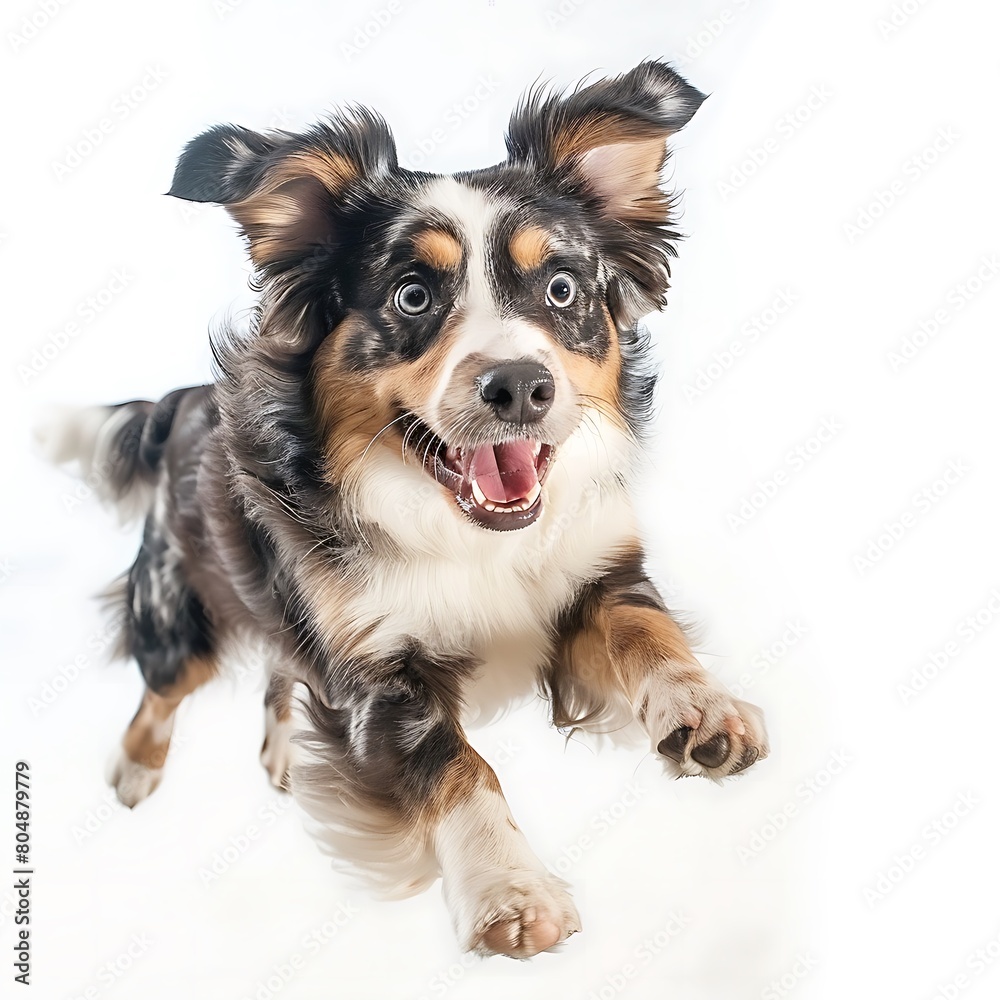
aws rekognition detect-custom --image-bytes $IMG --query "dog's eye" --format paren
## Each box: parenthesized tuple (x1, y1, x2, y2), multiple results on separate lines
(394, 280, 432, 316)
(546, 272, 578, 308)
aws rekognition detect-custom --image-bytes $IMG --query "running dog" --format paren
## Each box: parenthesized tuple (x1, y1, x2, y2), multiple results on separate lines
(42, 60, 768, 959)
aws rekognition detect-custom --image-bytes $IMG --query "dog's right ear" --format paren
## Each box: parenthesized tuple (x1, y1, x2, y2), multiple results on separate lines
(168, 114, 397, 270)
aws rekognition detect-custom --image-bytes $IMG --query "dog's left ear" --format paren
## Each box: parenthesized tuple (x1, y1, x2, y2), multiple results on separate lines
(505, 61, 705, 226)
(168, 112, 397, 269)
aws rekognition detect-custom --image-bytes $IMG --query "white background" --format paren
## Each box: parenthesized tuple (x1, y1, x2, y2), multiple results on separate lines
(2, 0, 999, 998)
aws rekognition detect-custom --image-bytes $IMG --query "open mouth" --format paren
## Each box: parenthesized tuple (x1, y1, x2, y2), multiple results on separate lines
(402, 418, 553, 531)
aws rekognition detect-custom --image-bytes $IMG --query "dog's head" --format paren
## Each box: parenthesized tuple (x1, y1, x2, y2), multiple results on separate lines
(170, 62, 704, 533)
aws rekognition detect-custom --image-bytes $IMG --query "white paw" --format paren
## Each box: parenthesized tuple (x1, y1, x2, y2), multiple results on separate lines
(448, 871, 581, 959)
(260, 717, 296, 791)
(639, 670, 769, 779)
(107, 748, 162, 808)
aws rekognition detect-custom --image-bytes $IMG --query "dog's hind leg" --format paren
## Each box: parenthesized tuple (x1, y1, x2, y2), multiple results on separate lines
(260, 670, 297, 791)
(109, 655, 217, 807)
(109, 491, 218, 807)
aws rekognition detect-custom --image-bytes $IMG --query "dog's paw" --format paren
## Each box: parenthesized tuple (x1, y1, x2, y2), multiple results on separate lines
(640, 671, 769, 779)
(107, 748, 162, 808)
(451, 872, 581, 959)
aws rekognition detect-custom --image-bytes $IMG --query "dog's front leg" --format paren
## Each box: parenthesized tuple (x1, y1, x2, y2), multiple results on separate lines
(296, 656, 579, 958)
(553, 549, 769, 777)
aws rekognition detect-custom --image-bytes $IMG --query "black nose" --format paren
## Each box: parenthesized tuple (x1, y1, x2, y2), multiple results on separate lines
(478, 361, 555, 424)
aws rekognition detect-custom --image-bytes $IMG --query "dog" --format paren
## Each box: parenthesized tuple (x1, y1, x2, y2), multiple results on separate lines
(42, 60, 768, 959)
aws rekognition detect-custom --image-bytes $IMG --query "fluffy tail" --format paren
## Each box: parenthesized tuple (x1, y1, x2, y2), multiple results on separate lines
(36, 400, 159, 524)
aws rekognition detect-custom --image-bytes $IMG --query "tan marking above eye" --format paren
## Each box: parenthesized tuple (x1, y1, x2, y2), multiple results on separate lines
(509, 225, 552, 271)
(412, 228, 463, 270)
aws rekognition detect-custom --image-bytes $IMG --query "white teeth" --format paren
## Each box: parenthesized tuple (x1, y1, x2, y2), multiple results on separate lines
(468, 476, 542, 514)
(533, 441, 542, 457)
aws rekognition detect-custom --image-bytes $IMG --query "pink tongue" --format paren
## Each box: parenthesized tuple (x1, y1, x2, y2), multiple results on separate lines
(468, 441, 539, 504)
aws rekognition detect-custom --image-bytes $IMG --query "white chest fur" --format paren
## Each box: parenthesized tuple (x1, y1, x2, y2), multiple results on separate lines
(320, 412, 639, 717)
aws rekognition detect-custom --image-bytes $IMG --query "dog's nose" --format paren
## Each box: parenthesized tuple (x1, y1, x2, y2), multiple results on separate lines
(478, 361, 555, 424)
